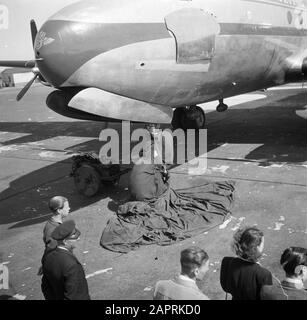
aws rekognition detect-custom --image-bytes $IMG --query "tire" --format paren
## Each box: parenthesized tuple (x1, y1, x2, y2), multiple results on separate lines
(174, 106, 206, 130)
(73, 164, 102, 197)
(171, 108, 185, 130)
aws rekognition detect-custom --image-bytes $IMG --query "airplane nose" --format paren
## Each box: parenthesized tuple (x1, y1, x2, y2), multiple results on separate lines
(34, 19, 103, 88)
(34, 21, 66, 87)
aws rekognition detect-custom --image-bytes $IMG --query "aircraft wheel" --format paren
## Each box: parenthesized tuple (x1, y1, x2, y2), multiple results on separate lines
(182, 106, 206, 130)
(74, 164, 102, 197)
(172, 106, 206, 130)
(171, 108, 185, 130)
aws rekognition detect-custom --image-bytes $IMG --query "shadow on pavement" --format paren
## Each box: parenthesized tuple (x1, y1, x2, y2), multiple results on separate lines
(0, 90, 307, 227)
(205, 91, 307, 165)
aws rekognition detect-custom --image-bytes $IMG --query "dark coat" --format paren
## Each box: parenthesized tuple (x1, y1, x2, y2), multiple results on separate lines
(129, 163, 168, 201)
(261, 280, 307, 300)
(41, 247, 90, 300)
(220, 257, 272, 300)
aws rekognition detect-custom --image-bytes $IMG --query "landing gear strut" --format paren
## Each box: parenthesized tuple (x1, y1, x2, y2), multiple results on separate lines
(171, 105, 206, 130)
(216, 99, 228, 112)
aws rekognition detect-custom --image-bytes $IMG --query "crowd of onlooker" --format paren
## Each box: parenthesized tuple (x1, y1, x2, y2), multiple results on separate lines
(40, 196, 307, 300)
(154, 227, 307, 300)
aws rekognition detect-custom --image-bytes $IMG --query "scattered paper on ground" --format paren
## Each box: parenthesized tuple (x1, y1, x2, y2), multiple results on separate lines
(0, 145, 18, 153)
(231, 217, 246, 231)
(273, 222, 284, 231)
(38, 151, 57, 158)
(144, 286, 153, 291)
(211, 165, 229, 174)
(22, 267, 32, 272)
(13, 294, 26, 300)
(86, 268, 113, 279)
(219, 217, 232, 229)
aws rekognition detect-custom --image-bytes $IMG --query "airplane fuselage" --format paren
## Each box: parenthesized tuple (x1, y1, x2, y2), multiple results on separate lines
(35, 0, 307, 109)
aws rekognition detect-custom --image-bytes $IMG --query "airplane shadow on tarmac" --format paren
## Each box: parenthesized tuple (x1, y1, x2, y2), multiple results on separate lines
(205, 90, 307, 165)
(0, 90, 307, 228)
(0, 155, 131, 229)
(0, 122, 131, 228)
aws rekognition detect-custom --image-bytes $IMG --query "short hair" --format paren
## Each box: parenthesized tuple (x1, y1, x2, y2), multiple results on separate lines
(280, 247, 307, 276)
(180, 246, 209, 278)
(231, 226, 264, 262)
(48, 196, 68, 213)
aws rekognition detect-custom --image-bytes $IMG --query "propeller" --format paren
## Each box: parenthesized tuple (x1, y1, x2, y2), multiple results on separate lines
(16, 19, 46, 101)
(30, 19, 38, 48)
(17, 68, 40, 101)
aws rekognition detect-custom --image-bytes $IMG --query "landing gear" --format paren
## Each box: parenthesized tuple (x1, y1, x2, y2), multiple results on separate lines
(73, 163, 102, 197)
(171, 105, 206, 130)
(216, 99, 228, 112)
(71, 152, 129, 197)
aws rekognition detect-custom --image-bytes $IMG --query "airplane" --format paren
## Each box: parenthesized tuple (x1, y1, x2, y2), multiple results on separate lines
(1, 0, 307, 130)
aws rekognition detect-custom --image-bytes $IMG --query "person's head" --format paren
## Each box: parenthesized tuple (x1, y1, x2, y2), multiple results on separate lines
(280, 247, 307, 282)
(231, 226, 264, 262)
(49, 196, 70, 219)
(180, 246, 209, 280)
(51, 220, 81, 252)
(145, 123, 161, 138)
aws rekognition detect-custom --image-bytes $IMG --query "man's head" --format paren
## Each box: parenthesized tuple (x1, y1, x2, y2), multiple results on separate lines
(280, 247, 307, 282)
(51, 220, 81, 252)
(180, 246, 209, 280)
(49, 196, 70, 219)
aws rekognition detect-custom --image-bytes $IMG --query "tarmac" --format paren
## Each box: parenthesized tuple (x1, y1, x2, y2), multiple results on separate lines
(0, 83, 306, 300)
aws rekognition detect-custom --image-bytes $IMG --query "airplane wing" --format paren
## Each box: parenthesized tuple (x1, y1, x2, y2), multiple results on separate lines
(0, 60, 36, 68)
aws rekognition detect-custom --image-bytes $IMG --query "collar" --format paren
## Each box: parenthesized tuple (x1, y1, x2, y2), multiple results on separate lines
(178, 274, 196, 283)
(51, 216, 63, 224)
(55, 246, 78, 261)
(237, 256, 258, 264)
(57, 245, 70, 252)
(283, 278, 304, 289)
(172, 274, 199, 290)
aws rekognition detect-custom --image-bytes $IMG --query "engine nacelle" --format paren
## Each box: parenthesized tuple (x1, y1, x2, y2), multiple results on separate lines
(301, 57, 307, 76)
(285, 56, 307, 82)
(46, 90, 119, 122)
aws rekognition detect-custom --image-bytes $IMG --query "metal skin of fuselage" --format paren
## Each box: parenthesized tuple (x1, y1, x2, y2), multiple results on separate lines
(11, 0, 307, 123)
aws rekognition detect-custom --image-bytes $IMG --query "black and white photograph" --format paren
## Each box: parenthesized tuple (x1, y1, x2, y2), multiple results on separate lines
(0, 0, 306, 305)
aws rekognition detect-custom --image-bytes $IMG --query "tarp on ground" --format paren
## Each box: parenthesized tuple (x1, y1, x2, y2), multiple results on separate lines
(100, 181, 235, 253)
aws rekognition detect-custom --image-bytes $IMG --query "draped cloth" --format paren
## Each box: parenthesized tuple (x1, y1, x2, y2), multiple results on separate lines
(100, 163, 235, 253)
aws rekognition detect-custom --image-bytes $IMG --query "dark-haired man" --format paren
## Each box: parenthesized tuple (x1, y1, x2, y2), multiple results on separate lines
(261, 247, 307, 300)
(41, 220, 90, 300)
(153, 246, 210, 300)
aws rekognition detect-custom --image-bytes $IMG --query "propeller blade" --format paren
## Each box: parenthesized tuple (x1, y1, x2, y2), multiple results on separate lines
(30, 19, 38, 49)
(16, 74, 38, 101)
(38, 74, 48, 84)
